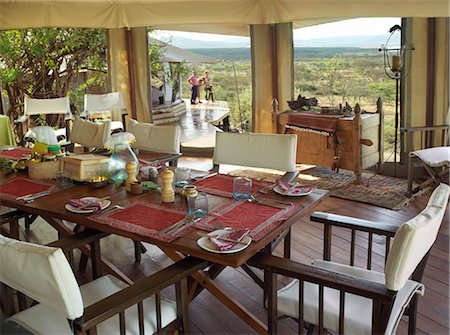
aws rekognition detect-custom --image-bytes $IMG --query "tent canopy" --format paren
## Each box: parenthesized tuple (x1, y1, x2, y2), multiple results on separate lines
(1, 0, 448, 34)
(149, 38, 217, 63)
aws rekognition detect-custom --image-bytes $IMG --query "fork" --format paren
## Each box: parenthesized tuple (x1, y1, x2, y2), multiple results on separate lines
(100, 203, 126, 215)
(248, 196, 292, 209)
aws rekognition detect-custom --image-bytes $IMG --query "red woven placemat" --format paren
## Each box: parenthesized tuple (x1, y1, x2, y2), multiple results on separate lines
(194, 200, 303, 241)
(193, 173, 271, 198)
(0, 148, 32, 160)
(0, 177, 53, 201)
(90, 200, 189, 242)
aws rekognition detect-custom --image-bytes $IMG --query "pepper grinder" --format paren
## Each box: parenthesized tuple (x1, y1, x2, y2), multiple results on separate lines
(160, 170, 175, 203)
(125, 161, 138, 192)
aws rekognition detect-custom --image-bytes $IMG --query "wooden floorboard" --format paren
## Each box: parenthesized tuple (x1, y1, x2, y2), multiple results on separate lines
(2, 163, 449, 334)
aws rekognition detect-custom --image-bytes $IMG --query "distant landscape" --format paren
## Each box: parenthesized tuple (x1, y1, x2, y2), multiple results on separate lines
(180, 44, 396, 153)
(187, 47, 380, 61)
(169, 33, 398, 49)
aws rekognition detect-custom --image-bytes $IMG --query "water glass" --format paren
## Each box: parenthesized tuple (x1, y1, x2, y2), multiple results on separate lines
(56, 170, 73, 189)
(187, 193, 208, 217)
(175, 167, 192, 187)
(233, 177, 252, 200)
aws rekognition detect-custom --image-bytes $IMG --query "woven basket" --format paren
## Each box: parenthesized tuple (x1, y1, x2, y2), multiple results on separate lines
(28, 160, 61, 180)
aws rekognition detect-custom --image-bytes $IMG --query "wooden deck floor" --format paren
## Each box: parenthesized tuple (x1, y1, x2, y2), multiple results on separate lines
(6, 158, 449, 334)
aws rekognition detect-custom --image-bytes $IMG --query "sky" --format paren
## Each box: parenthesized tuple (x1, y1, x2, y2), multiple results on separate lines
(155, 17, 400, 41)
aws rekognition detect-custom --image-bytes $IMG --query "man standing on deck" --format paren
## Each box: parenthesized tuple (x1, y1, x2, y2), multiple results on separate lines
(188, 71, 199, 105)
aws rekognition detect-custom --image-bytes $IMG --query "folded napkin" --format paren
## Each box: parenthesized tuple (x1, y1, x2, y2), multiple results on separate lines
(208, 228, 250, 251)
(66, 198, 103, 212)
(277, 181, 315, 195)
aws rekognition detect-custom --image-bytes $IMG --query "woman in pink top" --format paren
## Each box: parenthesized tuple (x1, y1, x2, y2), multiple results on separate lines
(187, 71, 199, 104)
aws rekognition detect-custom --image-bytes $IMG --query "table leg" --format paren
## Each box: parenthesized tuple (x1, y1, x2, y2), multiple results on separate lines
(161, 246, 268, 334)
(41, 215, 134, 285)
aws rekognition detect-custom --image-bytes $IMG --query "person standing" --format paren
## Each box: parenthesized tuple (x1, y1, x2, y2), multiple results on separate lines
(187, 71, 199, 104)
(202, 70, 214, 101)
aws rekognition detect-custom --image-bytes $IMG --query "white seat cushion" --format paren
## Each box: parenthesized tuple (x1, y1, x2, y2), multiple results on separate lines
(9, 275, 177, 335)
(411, 146, 450, 167)
(277, 260, 423, 335)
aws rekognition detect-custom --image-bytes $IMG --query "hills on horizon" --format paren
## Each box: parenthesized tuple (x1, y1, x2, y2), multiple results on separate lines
(169, 33, 398, 49)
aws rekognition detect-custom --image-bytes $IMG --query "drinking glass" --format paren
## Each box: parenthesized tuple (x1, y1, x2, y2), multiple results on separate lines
(56, 170, 73, 189)
(187, 193, 208, 217)
(233, 177, 252, 200)
(175, 167, 192, 187)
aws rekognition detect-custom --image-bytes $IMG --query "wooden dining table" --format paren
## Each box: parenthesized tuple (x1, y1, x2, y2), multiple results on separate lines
(0, 169, 328, 334)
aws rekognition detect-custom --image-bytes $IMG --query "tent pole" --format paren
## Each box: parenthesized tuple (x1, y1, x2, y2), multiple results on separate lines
(125, 27, 137, 120)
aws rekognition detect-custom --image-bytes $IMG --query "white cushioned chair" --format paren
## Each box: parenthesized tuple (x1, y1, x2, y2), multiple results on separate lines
(212, 132, 298, 182)
(404, 111, 449, 196)
(0, 234, 207, 335)
(82, 92, 127, 132)
(70, 116, 111, 152)
(16, 96, 72, 147)
(250, 183, 450, 335)
(212, 132, 298, 266)
(128, 119, 181, 166)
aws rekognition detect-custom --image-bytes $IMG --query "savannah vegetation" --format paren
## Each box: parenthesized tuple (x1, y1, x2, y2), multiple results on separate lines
(184, 47, 397, 152)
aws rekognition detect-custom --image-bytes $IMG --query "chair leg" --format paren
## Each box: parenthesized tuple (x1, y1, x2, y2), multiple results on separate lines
(283, 228, 291, 259)
(133, 240, 147, 263)
(407, 155, 414, 197)
(407, 295, 419, 335)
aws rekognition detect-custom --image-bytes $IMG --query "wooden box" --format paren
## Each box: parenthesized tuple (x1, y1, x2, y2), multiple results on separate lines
(28, 160, 61, 180)
(62, 154, 109, 181)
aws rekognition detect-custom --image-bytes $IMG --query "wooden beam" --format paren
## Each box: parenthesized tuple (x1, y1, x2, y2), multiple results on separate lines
(125, 27, 137, 120)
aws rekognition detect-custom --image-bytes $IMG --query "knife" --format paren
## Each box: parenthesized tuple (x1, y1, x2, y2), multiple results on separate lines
(159, 212, 196, 235)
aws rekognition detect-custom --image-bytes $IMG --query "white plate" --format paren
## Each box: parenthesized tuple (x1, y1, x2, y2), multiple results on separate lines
(197, 229, 252, 254)
(274, 184, 315, 197)
(65, 197, 111, 214)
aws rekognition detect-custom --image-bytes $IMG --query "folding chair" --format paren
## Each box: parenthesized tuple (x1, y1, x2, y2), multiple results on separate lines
(250, 183, 450, 334)
(128, 119, 181, 166)
(212, 132, 299, 183)
(16, 96, 72, 147)
(82, 92, 127, 132)
(403, 122, 449, 197)
(70, 116, 111, 152)
(0, 234, 207, 335)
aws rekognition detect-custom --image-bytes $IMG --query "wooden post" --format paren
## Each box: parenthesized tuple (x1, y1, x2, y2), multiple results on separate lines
(376, 97, 384, 170)
(272, 98, 279, 134)
(353, 104, 362, 184)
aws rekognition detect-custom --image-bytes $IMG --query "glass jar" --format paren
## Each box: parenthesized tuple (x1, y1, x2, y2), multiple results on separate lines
(108, 142, 139, 183)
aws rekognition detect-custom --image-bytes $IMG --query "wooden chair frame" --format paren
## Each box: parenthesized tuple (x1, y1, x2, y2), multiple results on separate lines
(249, 210, 433, 334)
(1, 231, 208, 335)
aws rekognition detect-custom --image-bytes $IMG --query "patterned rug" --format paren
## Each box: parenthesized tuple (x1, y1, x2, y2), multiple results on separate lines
(230, 166, 422, 210)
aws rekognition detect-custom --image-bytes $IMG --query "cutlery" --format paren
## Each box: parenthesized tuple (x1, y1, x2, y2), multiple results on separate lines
(100, 203, 126, 215)
(16, 188, 53, 201)
(159, 212, 196, 235)
(192, 172, 218, 182)
(20, 189, 55, 203)
(247, 196, 292, 209)
(256, 183, 278, 194)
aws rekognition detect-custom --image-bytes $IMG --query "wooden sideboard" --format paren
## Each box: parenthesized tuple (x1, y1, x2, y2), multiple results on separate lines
(275, 99, 384, 184)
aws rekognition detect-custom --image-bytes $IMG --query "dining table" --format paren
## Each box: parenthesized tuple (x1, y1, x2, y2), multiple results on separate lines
(0, 167, 329, 334)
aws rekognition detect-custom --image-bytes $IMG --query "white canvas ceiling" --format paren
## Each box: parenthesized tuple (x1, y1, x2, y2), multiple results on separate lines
(0, 0, 448, 34)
